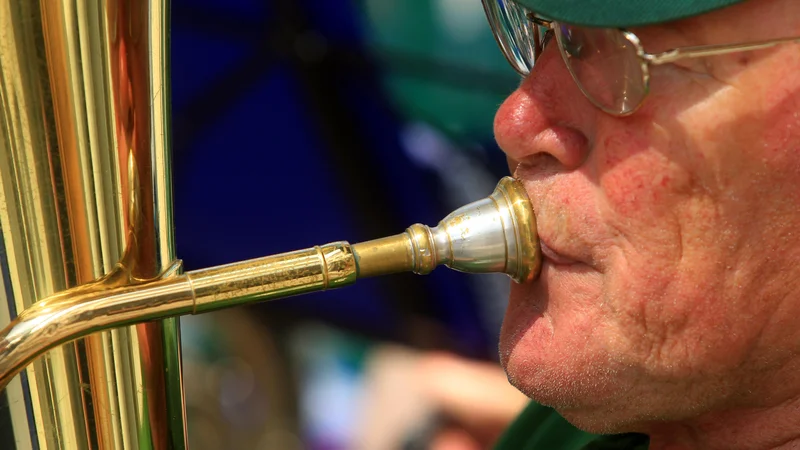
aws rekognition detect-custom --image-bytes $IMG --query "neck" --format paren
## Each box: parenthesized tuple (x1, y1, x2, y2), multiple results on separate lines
(646, 396, 800, 450)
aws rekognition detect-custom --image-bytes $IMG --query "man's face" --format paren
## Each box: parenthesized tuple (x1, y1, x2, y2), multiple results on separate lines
(495, 0, 800, 432)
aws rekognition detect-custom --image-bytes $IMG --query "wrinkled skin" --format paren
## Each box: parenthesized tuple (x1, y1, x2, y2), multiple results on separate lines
(494, 0, 800, 448)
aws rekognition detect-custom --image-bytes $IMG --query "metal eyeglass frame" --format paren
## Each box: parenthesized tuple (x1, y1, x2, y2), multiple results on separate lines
(481, 0, 800, 116)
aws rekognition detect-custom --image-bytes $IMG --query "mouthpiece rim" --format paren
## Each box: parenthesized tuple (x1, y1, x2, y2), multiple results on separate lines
(497, 177, 541, 283)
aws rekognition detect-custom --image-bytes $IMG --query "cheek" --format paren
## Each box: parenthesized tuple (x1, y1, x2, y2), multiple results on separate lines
(590, 125, 730, 364)
(761, 82, 800, 164)
(594, 125, 688, 225)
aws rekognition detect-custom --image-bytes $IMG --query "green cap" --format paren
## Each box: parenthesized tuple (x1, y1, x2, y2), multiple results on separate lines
(515, 0, 746, 27)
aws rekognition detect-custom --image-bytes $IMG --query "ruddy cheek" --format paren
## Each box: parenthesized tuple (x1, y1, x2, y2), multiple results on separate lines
(603, 171, 655, 218)
(597, 131, 672, 218)
(761, 84, 800, 162)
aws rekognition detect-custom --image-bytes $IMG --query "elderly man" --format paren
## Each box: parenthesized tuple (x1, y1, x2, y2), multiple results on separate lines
(481, 0, 800, 448)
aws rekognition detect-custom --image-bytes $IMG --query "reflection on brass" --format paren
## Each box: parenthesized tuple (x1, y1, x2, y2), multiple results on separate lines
(0, 0, 539, 447)
(0, 0, 181, 448)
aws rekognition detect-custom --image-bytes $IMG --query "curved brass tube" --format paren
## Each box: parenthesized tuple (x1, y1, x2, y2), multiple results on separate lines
(0, 177, 540, 390)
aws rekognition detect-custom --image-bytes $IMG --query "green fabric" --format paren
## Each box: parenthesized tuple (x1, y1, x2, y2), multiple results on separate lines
(494, 402, 649, 450)
(514, 0, 746, 27)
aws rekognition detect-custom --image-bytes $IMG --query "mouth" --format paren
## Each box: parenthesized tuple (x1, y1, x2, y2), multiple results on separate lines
(516, 176, 589, 269)
(538, 238, 580, 267)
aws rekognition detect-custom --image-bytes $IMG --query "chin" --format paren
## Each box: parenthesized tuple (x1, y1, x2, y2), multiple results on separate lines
(498, 270, 642, 432)
(558, 410, 645, 435)
(500, 333, 643, 434)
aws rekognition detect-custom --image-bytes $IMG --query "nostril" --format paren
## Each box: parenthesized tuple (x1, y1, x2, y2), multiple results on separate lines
(496, 107, 589, 171)
(529, 124, 589, 170)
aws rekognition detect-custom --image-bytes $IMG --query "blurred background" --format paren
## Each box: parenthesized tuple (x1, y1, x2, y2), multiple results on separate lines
(170, 0, 526, 448)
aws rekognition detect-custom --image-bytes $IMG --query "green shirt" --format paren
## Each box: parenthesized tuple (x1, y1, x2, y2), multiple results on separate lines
(494, 402, 649, 450)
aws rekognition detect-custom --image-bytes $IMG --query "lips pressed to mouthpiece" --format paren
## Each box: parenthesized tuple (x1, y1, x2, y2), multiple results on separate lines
(539, 240, 578, 265)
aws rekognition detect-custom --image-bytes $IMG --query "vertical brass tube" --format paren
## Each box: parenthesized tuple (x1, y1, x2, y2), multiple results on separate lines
(0, 0, 185, 448)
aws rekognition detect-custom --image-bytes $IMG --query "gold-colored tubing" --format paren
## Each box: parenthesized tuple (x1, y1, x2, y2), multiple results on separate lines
(0, 176, 541, 391)
(351, 234, 414, 278)
(0, 242, 358, 390)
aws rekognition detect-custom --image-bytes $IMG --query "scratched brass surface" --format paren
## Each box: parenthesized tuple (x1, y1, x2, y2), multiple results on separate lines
(190, 242, 358, 312)
(0, 1, 184, 448)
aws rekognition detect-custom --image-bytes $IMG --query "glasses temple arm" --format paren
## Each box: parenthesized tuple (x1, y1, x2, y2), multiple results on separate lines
(645, 36, 800, 65)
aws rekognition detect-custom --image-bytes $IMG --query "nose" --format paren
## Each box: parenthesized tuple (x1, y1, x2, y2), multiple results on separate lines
(494, 50, 591, 172)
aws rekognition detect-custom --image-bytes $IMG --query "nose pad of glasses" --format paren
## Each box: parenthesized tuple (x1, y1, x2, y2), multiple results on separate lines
(534, 27, 554, 63)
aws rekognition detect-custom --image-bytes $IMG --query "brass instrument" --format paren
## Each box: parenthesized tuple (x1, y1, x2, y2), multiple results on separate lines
(0, 0, 541, 448)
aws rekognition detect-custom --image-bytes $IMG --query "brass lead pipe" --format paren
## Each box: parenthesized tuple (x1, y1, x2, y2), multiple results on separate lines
(0, 177, 540, 390)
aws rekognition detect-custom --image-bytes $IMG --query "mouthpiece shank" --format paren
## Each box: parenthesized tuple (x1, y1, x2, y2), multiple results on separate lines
(353, 176, 540, 283)
(0, 177, 539, 389)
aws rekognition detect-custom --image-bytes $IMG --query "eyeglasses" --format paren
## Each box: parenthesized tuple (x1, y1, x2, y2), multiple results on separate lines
(481, 0, 800, 116)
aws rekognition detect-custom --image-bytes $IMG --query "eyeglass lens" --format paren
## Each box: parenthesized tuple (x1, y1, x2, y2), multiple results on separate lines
(554, 24, 647, 114)
(484, 0, 650, 115)
(482, 0, 539, 75)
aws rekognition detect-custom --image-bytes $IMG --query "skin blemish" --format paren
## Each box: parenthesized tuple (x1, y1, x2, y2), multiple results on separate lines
(737, 55, 751, 67)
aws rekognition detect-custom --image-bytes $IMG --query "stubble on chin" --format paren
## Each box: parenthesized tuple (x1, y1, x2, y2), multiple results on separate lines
(496, 282, 654, 434)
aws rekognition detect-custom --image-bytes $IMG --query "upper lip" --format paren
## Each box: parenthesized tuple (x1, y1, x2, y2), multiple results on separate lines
(518, 176, 588, 267)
